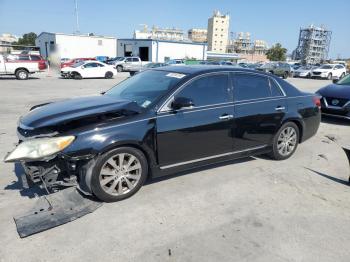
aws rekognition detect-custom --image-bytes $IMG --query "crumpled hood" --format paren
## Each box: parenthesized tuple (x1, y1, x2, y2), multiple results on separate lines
(317, 84, 350, 99)
(20, 95, 141, 129)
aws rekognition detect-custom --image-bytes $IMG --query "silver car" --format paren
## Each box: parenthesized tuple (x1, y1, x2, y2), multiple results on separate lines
(293, 66, 318, 78)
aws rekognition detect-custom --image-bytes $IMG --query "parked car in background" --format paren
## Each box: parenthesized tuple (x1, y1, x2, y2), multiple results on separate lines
(61, 58, 96, 68)
(106, 57, 123, 65)
(60, 60, 117, 79)
(95, 56, 109, 63)
(112, 57, 149, 73)
(257, 62, 292, 79)
(5, 66, 321, 202)
(0, 54, 46, 80)
(166, 59, 185, 66)
(311, 64, 346, 80)
(316, 74, 350, 120)
(7, 54, 47, 71)
(132, 62, 167, 75)
(293, 65, 318, 78)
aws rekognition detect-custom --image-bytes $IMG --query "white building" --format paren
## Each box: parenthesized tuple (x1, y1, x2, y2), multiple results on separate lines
(35, 32, 117, 59)
(117, 39, 207, 62)
(0, 33, 18, 53)
(133, 25, 185, 41)
(207, 11, 230, 53)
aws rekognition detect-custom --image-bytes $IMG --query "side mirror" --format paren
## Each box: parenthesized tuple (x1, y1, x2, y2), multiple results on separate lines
(333, 78, 339, 84)
(171, 97, 194, 110)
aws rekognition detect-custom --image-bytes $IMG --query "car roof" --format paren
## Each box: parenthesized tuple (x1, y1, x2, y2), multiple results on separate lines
(153, 65, 270, 76)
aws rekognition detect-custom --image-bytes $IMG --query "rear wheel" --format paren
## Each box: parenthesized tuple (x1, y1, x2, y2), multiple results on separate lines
(282, 72, 288, 79)
(269, 122, 299, 160)
(90, 147, 148, 202)
(15, 69, 29, 80)
(105, 71, 113, 79)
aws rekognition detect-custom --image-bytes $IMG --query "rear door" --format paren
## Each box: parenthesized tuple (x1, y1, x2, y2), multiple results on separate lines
(0, 56, 5, 72)
(156, 72, 234, 167)
(231, 73, 287, 151)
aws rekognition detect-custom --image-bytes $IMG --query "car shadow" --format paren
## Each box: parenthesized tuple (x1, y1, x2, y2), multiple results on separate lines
(0, 76, 40, 80)
(321, 116, 350, 126)
(3, 163, 47, 198)
(146, 157, 256, 185)
(305, 167, 349, 186)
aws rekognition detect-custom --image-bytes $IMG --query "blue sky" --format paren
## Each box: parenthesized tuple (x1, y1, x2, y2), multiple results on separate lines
(1, 0, 349, 58)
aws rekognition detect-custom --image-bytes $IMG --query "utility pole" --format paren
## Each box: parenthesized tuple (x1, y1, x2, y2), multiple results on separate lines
(74, 0, 80, 34)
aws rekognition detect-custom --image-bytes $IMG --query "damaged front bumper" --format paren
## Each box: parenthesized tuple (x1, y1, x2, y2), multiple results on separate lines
(19, 153, 96, 195)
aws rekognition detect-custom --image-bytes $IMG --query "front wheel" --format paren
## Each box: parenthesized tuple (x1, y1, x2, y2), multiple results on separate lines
(340, 73, 345, 79)
(116, 65, 123, 72)
(327, 73, 332, 80)
(268, 122, 299, 160)
(90, 147, 148, 202)
(282, 72, 288, 79)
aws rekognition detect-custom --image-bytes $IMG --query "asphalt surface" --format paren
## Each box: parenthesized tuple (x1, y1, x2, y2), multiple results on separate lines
(0, 72, 349, 262)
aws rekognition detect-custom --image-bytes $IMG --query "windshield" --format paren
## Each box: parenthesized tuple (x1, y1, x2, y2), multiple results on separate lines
(105, 70, 186, 108)
(71, 61, 85, 68)
(300, 66, 312, 70)
(320, 65, 333, 69)
(337, 74, 350, 86)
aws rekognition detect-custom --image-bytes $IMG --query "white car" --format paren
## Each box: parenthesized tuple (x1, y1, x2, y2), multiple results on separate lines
(293, 65, 318, 78)
(61, 60, 117, 79)
(311, 64, 347, 80)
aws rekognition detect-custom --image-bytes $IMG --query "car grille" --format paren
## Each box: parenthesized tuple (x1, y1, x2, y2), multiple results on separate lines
(312, 72, 321, 75)
(324, 97, 349, 107)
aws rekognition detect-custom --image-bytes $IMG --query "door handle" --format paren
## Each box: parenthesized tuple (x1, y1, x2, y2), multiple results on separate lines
(219, 114, 234, 120)
(275, 106, 286, 111)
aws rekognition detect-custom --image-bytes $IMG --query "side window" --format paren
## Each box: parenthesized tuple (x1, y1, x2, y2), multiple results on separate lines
(233, 74, 271, 101)
(84, 63, 98, 68)
(18, 56, 30, 61)
(126, 58, 133, 62)
(30, 55, 41, 61)
(132, 58, 139, 62)
(176, 74, 230, 107)
(269, 78, 284, 97)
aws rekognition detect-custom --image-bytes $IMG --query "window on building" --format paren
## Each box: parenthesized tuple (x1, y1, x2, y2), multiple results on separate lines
(176, 74, 230, 107)
(98, 40, 103, 46)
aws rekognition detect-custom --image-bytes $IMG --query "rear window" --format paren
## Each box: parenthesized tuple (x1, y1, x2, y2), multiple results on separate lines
(233, 74, 271, 101)
(269, 78, 284, 97)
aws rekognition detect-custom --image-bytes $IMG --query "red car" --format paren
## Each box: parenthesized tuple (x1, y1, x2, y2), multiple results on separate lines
(61, 58, 96, 68)
(7, 54, 47, 70)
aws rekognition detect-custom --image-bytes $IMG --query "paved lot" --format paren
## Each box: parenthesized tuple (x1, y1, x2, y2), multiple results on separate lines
(0, 72, 349, 262)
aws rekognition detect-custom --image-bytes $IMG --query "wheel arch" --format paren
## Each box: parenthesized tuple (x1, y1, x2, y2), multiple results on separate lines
(15, 67, 29, 74)
(282, 117, 304, 143)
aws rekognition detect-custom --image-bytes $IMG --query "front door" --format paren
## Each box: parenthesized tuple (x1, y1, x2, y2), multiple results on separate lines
(231, 73, 287, 151)
(156, 73, 234, 167)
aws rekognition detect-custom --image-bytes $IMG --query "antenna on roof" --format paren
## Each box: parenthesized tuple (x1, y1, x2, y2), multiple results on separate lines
(74, 0, 80, 34)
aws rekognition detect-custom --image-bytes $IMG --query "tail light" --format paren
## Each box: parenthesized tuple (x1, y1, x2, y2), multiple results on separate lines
(313, 96, 321, 109)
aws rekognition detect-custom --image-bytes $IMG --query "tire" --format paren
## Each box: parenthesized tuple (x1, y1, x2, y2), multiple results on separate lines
(90, 147, 148, 202)
(307, 73, 311, 79)
(327, 73, 332, 80)
(105, 71, 113, 79)
(116, 65, 123, 72)
(282, 72, 288, 79)
(15, 69, 29, 80)
(340, 73, 345, 79)
(73, 72, 82, 80)
(268, 122, 300, 160)
(129, 71, 136, 76)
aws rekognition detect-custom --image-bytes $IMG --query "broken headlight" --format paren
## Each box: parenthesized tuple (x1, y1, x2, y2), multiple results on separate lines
(4, 136, 75, 162)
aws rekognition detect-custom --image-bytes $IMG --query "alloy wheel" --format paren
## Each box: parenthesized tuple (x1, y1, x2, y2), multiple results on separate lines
(99, 153, 142, 196)
(277, 126, 297, 156)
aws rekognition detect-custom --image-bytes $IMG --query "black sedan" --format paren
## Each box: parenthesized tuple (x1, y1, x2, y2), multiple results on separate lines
(316, 74, 350, 120)
(4, 66, 321, 202)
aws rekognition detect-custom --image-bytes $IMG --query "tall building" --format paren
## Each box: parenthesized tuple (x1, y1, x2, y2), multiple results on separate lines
(134, 25, 185, 41)
(293, 25, 332, 64)
(188, 29, 207, 43)
(207, 11, 229, 53)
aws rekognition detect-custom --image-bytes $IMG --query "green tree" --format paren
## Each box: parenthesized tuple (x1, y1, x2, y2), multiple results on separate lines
(266, 43, 287, 61)
(14, 32, 37, 49)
